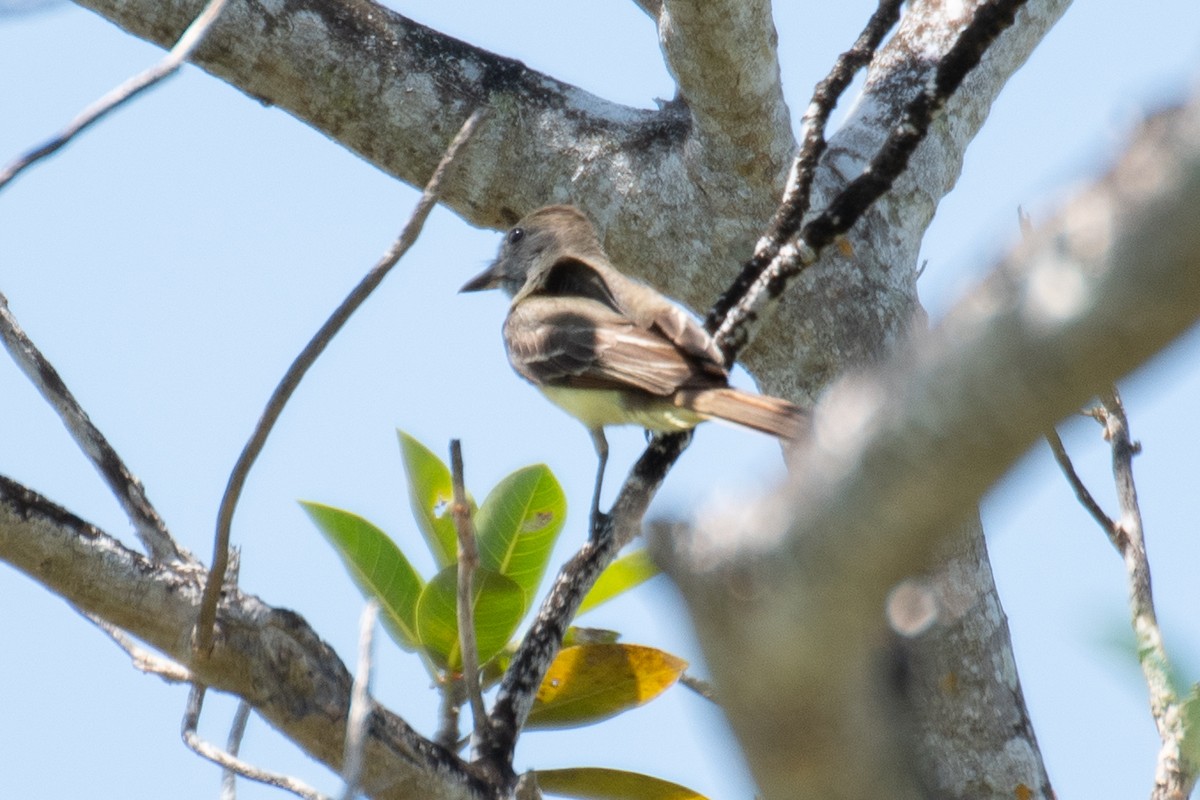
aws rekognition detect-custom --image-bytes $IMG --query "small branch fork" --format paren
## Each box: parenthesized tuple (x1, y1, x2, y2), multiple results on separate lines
(1048, 389, 1197, 799)
(478, 0, 1032, 780)
(183, 685, 332, 800)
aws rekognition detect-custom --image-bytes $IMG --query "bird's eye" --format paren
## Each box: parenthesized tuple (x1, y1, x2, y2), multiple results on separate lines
(508, 227, 525, 244)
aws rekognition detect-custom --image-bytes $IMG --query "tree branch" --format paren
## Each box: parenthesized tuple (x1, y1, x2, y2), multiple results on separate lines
(70, 0, 692, 229)
(0, 476, 486, 800)
(197, 107, 488, 655)
(0, 292, 187, 564)
(657, 0, 793, 181)
(0, 0, 230, 194)
(1094, 390, 1196, 799)
(656, 88, 1200, 800)
(482, 1, 1042, 779)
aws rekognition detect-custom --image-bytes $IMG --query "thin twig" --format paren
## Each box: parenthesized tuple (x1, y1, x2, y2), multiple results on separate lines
(340, 600, 379, 800)
(182, 684, 332, 800)
(449, 439, 488, 748)
(1094, 389, 1196, 798)
(435, 677, 467, 751)
(86, 612, 193, 682)
(1044, 427, 1117, 540)
(706, 0, 904, 333)
(0, 292, 185, 563)
(716, 0, 1029, 361)
(481, 431, 691, 770)
(221, 702, 252, 800)
(195, 107, 490, 654)
(678, 672, 719, 704)
(0, 0, 230, 193)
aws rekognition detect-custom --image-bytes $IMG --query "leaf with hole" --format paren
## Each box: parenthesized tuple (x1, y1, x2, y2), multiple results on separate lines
(398, 430, 460, 568)
(475, 464, 566, 609)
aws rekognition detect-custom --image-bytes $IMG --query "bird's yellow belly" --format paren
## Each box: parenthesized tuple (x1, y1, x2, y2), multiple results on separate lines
(538, 386, 703, 432)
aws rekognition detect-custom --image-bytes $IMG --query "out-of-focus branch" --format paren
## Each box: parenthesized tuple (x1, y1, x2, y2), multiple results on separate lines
(658, 90, 1200, 800)
(449, 441, 488, 749)
(341, 601, 380, 800)
(220, 701, 252, 800)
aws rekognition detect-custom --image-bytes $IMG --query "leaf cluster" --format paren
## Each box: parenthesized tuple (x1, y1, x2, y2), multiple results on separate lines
(303, 431, 702, 798)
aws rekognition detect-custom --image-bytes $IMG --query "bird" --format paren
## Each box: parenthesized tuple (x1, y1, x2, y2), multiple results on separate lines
(460, 205, 803, 524)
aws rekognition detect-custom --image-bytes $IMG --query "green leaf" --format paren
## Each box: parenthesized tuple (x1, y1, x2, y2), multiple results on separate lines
(475, 464, 566, 607)
(526, 644, 687, 730)
(578, 549, 659, 615)
(535, 767, 707, 800)
(398, 430, 459, 568)
(415, 565, 526, 671)
(301, 501, 423, 651)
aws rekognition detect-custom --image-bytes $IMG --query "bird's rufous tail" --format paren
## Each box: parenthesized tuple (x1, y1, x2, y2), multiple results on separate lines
(677, 387, 805, 440)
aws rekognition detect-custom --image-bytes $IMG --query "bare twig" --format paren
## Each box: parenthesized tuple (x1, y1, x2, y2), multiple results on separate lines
(182, 684, 332, 800)
(449, 440, 488, 748)
(0, 0, 230, 193)
(1044, 427, 1117, 540)
(1094, 389, 1196, 799)
(0, 292, 185, 563)
(706, 0, 905, 332)
(86, 612, 192, 682)
(340, 600, 379, 800)
(679, 672, 718, 704)
(221, 702, 252, 800)
(715, 0, 1030, 360)
(435, 677, 466, 752)
(195, 107, 490, 654)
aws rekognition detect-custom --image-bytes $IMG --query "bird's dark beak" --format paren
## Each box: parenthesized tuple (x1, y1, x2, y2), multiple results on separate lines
(460, 262, 502, 293)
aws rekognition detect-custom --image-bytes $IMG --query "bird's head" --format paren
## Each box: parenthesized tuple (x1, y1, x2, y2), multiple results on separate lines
(460, 205, 607, 301)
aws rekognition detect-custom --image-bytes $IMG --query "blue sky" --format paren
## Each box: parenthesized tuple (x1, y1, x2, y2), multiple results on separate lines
(2, 2, 1199, 798)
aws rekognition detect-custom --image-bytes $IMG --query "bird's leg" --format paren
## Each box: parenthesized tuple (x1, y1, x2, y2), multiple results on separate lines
(588, 427, 609, 539)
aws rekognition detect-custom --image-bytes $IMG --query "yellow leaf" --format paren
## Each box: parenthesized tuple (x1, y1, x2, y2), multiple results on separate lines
(526, 644, 687, 729)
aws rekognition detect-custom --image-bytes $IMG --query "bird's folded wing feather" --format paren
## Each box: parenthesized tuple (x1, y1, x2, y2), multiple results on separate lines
(505, 296, 717, 396)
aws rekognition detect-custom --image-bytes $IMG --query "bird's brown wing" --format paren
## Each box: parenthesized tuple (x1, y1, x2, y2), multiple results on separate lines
(504, 295, 719, 396)
(537, 256, 727, 376)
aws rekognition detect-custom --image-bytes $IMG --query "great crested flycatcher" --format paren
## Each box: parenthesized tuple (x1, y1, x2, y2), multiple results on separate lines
(460, 205, 803, 520)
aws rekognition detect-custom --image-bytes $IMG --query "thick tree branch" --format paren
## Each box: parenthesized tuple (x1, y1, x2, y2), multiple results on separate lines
(657, 0, 793, 183)
(66, 0, 1064, 328)
(657, 89, 1200, 800)
(70, 0, 692, 230)
(0, 476, 486, 800)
